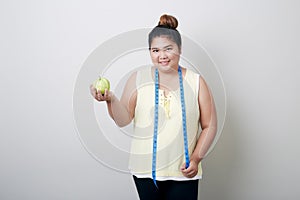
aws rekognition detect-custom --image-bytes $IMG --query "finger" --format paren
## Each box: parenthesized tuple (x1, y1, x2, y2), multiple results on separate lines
(187, 170, 195, 175)
(90, 85, 97, 97)
(188, 172, 197, 178)
(97, 91, 103, 99)
(186, 168, 197, 177)
(93, 91, 102, 101)
(181, 165, 190, 174)
(184, 165, 193, 172)
(104, 89, 109, 97)
(180, 163, 186, 171)
(95, 93, 101, 101)
(188, 167, 198, 176)
(89, 84, 94, 90)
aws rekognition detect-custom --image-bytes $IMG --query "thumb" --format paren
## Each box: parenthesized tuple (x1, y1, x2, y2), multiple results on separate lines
(180, 162, 187, 171)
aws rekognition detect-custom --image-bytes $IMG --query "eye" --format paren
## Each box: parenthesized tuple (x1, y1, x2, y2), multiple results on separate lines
(152, 49, 159, 53)
(166, 47, 172, 51)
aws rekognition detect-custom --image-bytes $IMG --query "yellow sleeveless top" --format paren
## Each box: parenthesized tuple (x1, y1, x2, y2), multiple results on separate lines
(129, 67, 202, 178)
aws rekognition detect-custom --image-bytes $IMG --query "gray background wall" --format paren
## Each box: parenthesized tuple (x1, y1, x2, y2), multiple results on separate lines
(1, 0, 299, 199)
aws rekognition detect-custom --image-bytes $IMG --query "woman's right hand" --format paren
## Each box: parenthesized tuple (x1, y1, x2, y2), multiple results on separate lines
(90, 84, 113, 102)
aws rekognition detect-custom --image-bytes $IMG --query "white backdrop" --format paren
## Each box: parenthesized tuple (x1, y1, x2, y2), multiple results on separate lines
(1, 0, 300, 199)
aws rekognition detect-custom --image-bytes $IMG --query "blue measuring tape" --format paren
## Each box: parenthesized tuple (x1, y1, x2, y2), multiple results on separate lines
(178, 66, 190, 169)
(152, 66, 190, 187)
(152, 67, 159, 187)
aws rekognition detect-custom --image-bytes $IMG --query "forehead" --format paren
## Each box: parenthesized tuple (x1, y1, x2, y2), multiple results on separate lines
(150, 36, 177, 48)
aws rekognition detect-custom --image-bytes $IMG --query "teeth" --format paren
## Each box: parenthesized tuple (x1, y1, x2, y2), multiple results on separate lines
(160, 61, 169, 65)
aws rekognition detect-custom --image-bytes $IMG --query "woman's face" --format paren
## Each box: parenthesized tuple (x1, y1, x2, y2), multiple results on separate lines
(149, 36, 181, 72)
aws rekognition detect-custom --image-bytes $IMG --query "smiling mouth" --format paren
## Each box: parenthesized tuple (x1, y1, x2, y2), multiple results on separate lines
(159, 60, 170, 66)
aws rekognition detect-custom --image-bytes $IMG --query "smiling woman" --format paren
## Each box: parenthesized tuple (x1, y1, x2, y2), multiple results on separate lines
(90, 14, 217, 200)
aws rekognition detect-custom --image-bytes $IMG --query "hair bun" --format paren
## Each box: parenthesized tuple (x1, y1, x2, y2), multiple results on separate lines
(158, 14, 178, 29)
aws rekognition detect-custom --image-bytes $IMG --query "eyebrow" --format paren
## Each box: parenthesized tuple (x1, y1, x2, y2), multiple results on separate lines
(150, 45, 173, 50)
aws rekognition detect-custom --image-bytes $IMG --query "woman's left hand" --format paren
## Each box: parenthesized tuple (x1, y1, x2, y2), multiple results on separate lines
(180, 160, 199, 178)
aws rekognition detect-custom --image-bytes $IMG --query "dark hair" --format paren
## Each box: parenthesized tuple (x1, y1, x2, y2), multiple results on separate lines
(148, 14, 182, 49)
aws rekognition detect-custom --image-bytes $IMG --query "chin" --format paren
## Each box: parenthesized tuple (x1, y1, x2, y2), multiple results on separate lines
(157, 65, 170, 71)
(160, 65, 178, 72)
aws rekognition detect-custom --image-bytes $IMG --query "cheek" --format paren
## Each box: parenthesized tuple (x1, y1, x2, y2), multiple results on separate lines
(168, 52, 180, 60)
(150, 53, 158, 61)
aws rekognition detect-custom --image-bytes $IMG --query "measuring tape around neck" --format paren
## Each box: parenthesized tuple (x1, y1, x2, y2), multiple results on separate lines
(152, 66, 190, 187)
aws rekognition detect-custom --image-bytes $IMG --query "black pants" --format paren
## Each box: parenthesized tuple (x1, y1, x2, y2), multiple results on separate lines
(133, 175, 199, 200)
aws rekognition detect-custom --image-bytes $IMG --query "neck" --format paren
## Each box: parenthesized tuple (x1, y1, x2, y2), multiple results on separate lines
(157, 65, 179, 79)
(154, 66, 183, 92)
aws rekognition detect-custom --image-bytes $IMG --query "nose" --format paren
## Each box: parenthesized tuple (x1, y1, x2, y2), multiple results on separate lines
(159, 50, 167, 60)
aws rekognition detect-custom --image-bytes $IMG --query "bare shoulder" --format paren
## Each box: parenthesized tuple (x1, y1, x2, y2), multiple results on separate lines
(127, 71, 138, 82)
(124, 71, 138, 91)
(199, 76, 208, 88)
(198, 75, 212, 103)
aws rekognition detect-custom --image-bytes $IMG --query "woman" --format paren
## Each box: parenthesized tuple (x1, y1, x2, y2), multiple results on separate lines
(90, 14, 217, 200)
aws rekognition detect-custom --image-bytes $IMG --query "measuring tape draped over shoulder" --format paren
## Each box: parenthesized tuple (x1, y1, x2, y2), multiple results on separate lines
(152, 66, 190, 187)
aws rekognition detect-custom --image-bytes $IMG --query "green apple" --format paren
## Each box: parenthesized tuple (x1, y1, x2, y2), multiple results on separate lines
(93, 77, 110, 94)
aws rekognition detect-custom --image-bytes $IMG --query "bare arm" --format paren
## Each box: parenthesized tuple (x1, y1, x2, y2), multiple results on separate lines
(90, 72, 137, 127)
(190, 76, 217, 164)
(181, 76, 217, 177)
